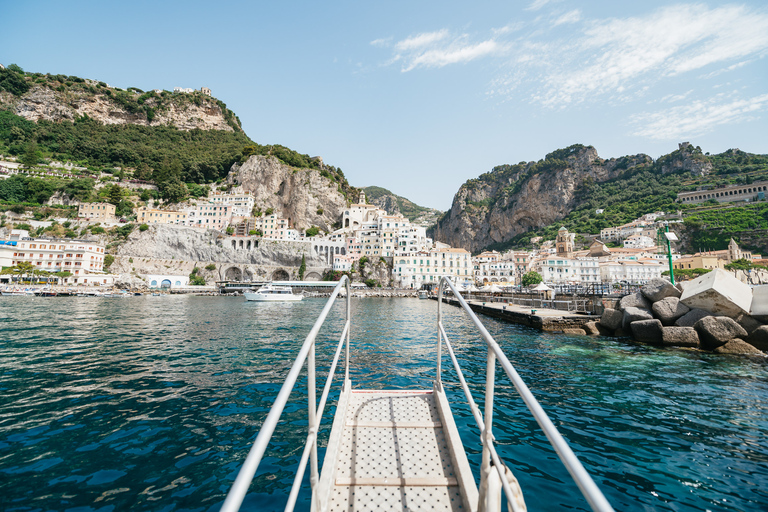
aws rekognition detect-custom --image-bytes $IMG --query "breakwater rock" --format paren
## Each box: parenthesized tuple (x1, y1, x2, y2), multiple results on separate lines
(599, 270, 767, 356)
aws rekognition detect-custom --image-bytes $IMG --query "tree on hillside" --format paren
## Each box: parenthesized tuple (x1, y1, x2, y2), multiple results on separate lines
(298, 254, 306, 280)
(521, 271, 543, 287)
(21, 143, 40, 168)
(108, 184, 122, 206)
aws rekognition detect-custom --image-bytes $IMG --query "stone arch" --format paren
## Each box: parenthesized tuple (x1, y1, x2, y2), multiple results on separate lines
(246, 240, 252, 250)
(225, 266, 242, 281)
(161, 279, 172, 288)
(272, 269, 289, 281)
(335, 247, 340, 254)
(305, 271, 322, 281)
(243, 268, 253, 281)
(231, 240, 236, 250)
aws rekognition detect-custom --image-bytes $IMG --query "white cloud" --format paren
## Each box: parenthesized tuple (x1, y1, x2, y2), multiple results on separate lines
(630, 93, 768, 140)
(395, 30, 449, 51)
(385, 30, 501, 72)
(525, 0, 552, 11)
(553, 9, 581, 26)
(533, 4, 768, 107)
(370, 38, 391, 48)
(403, 40, 499, 72)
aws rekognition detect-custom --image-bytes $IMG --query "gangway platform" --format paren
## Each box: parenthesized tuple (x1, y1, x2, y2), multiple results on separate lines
(320, 389, 477, 511)
(220, 276, 614, 512)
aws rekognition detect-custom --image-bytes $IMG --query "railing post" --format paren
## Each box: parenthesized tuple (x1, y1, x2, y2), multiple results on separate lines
(436, 280, 444, 386)
(345, 277, 350, 386)
(308, 342, 318, 510)
(478, 345, 496, 512)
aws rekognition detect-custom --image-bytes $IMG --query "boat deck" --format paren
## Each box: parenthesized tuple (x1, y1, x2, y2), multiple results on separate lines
(318, 388, 478, 512)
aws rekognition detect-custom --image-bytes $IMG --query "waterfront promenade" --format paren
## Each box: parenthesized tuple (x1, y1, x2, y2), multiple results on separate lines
(437, 296, 600, 333)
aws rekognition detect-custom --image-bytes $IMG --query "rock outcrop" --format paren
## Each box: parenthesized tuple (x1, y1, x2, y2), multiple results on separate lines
(433, 145, 653, 252)
(228, 155, 351, 231)
(1, 84, 239, 132)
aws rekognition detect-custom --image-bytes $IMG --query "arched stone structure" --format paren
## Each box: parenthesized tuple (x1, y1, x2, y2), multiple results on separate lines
(272, 269, 290, 281)
(305, 271, 322, 281)
(225, 266, 243, 281)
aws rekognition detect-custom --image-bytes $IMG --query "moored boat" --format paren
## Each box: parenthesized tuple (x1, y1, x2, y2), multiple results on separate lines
(244, 284, 302, 302)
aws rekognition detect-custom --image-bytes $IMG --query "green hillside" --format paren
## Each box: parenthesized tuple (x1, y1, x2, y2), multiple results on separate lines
(484, 147, 768, 254)
(0, 65, 354, 205)
(363, 186, 439, 222)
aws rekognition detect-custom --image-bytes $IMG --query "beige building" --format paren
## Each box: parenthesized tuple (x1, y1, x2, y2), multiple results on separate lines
(677, 181, 768, 204)
(136, 207, 188, 225)
(0, 236, 111, 285)
(78, 202, 117, 222)
(393, 247, 472, 288)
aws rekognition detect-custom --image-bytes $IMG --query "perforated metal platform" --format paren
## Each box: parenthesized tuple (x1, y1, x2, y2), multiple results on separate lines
(317, 388, 478, 512)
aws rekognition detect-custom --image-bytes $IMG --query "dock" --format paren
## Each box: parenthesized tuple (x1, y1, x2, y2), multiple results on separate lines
(437, 296, 600, 333)
(220, 276, 614, 512)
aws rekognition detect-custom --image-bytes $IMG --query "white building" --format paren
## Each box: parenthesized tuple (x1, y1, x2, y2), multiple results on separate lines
(332, 254, 354, 272)
(209, 189, 255, 218)
(599, 259, 664, 284)
(393, 247, 472, 288)
(623, 234, 656, 249)
(0, 234, 112, 286)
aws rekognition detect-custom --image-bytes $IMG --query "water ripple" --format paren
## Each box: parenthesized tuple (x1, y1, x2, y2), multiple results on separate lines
(0, 296, 766, 511)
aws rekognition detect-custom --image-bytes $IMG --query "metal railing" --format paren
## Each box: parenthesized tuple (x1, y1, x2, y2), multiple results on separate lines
(437, 277, 615, 512)
(220, 276, 351, 512)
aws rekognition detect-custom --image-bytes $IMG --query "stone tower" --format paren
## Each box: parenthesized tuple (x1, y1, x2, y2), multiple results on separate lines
(556, 226, 574, 258)
(358, 190, 366, 205)
(728, 238, 742, 262)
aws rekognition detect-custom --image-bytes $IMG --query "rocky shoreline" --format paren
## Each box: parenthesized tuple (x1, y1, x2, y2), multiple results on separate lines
(597, 270, 766, 356)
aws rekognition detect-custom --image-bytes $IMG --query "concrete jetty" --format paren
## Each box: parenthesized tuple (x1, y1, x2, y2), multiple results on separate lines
(437, 297, 599, 333)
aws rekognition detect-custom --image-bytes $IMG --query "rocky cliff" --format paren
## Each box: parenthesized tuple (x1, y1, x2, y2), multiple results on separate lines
(362, 186, 442, 227)
(228, 155, 351, 231)
(434, 145, 653, 253)
(111, 223, 333, 285)
(0, 77, 240, 132)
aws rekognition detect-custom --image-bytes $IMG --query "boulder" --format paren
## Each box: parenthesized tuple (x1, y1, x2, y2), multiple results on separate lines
(599, 308, 623, 331)
(694, 316, 748, 350)
(746, 325, 768, 352)
(713, 339, 764, 355)
(679, 268, 753, 318)
(735, 313, 763, 336)
(583, 321, 601, 336)
(619, 292, 652, 311)
(674, 308, 711, 327)
(661, 326, 700, 348)
(641, 278, 682, 302)
(750, 285, 768, 322)
(563, 328, 587, 336)
(623, 306, 654, 330)
(675, 281, 687, 294)
(652, 297, 690, 325)
(630, 319, 664, 344)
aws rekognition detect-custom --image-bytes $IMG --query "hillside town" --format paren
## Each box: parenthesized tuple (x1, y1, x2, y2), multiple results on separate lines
(1, 183, 765, 292)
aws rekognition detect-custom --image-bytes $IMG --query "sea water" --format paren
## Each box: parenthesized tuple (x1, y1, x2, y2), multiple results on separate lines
(0, 295, 766, 511)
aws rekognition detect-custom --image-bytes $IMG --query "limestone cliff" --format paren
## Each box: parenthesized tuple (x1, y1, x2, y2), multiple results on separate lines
(228, 155, 351, 231)
(434, 145, 653, 253)
(362, 186, 442, 227)
(112, 224, 333, 283)
(0, 82, 240, 132)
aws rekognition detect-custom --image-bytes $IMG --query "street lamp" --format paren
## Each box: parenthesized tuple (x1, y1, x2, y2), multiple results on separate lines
(663, 226, 678, 285)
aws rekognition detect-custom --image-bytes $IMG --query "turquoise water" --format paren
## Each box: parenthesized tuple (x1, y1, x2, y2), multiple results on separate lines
(0, 296, 766, 511)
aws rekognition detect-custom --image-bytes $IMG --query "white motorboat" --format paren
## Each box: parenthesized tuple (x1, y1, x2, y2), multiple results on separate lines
(244, 284, 303, 302)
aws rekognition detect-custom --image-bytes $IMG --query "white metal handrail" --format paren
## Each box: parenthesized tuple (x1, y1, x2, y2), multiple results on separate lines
(220, 276, 351, 512)
(437, 277, 615, 512)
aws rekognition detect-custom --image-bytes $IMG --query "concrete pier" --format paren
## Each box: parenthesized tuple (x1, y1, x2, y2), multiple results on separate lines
(438, 297, 599, 333)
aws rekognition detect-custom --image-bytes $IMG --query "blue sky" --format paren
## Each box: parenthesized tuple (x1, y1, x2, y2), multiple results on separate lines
(1, 0, 767, 210)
